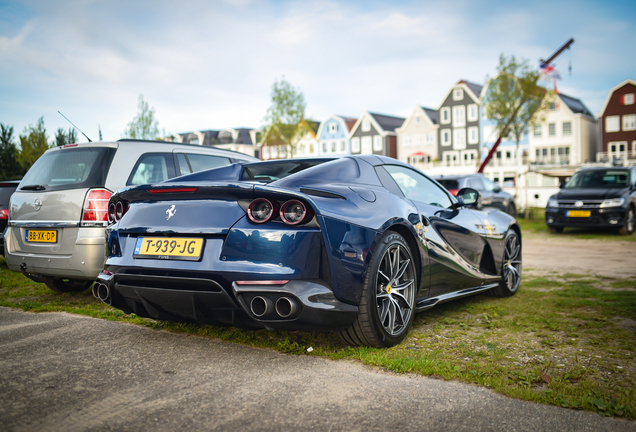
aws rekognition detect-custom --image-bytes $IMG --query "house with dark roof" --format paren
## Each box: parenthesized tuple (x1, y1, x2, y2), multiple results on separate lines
(167, 128, 258, 157)
(348, 110, 405, 158)
(315, 115, 357, 156)
(597, 79, 636, 164)
(395, 105, 438, 168)
(437, 80, 483, 167)
(528, 92, 597, 165)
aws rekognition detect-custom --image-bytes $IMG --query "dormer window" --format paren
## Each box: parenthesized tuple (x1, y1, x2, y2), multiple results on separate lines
(453, 88, 464, 101)
(329, 123, 338, 133)
(415, 116, 422, 125)
(548, 102, 559, 111)
(623, 93, 635, 105)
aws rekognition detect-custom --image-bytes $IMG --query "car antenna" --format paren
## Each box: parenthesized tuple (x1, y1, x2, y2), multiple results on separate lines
(58, 111, 92, 142)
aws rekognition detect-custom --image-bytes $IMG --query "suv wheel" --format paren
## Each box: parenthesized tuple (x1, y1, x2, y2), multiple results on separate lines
(618, 206, 635, 236)
(45, 278, 93, 294)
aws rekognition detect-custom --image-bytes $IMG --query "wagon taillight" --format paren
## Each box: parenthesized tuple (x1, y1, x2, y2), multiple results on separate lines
(82, 189, 112, 225)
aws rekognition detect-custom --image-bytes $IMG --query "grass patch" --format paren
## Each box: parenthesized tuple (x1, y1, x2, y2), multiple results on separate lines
(517, 209, 636, 242)
(1, 257, 635, 419)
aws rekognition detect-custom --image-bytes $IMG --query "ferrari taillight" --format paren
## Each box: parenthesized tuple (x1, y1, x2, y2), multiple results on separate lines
(280, 200, 309, 226)
(82, 189, 112, 223)
(108, 200, 128, 224)
(247, 198, 277, 224)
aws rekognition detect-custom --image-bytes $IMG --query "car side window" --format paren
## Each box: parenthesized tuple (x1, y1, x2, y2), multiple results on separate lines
(182, 153, 232, 173)
(127, 153, 176, 186)
(466, 177, 484, 190)
(482, 177, 499, 192)
(384, 165, 453, 208)
(177, 153, 191, 176)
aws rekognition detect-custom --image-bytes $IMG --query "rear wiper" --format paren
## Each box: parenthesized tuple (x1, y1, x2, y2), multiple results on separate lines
(20, 185, 46, 191)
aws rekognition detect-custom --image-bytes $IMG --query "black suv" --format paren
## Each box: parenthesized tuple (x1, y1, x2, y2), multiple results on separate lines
(0, 180, 20, 255)
(435, 174, 517, 217)
(545, 166, 636, 235)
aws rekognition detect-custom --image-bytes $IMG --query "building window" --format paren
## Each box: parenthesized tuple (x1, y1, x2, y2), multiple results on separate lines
(467, 104, 478, 122)
(468, 126, 479, 144)
(606, 116, 620, 132)
(329, 123, 338, 133)
(441, 130, 451, 146)
(535, 149, 540, 158)
(331, 141, 337, 152)
(263, 146, 270, 159)
(623, 93, 635, 105)
(340, 141, 346, 152)
(404, 135, 412, 147)
(533, 125, 542, 137)
(453, 88, 464, 101)
(361, 136, 372, 154)
(453, 128, 466, 150)
(373, 135, 383, 151)
(623, 114, 636, 131)
(548, 123, 556, 136)
(414, 135, 422, 146)
(190, 138, 199, 145)
(562, 122, 572, 135)
(548, 102, 559, 111)
(362, 119, 371, 132)
(425, 133, 434, 145)
(452, 106, 466, 127)
(351, 137, 360, 152)
(322, 142, 328, 153)
(440, 107, 451, 125)
(415, 116, 422, 125)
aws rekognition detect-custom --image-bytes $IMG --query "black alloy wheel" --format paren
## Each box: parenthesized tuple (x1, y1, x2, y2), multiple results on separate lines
(338, 231, 416, 347)
(618, 206, 635, 235)
(44, 278, 93, 294)
(489, 231, 522, 297)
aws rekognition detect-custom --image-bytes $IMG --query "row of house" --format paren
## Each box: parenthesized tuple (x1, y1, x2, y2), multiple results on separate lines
(166, 79, 636, 207)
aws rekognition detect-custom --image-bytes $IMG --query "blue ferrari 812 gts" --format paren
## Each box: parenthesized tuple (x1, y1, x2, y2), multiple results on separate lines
(95, 155, 521, 347)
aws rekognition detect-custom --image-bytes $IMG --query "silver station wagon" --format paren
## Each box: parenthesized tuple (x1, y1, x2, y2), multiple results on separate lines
(4, 139, 257, 293)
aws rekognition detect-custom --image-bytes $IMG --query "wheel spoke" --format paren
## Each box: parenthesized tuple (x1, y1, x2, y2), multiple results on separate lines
(391, 279, 414, 292)
(391, 291, 413, 310)
(387, 300, 396, 332)
(378, 298, 390, 323)
(378, 270, 390, 282)
(394, 258, 411, 281)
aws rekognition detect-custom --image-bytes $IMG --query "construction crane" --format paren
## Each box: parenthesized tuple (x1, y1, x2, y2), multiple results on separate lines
(477, 38, 575, 173)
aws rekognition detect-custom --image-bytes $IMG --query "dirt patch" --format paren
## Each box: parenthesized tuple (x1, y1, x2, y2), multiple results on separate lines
(523, 237, 636, 278)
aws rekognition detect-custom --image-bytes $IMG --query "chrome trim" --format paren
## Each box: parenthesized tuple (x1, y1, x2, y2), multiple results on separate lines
(557, 200, 603, 209)
(9, 221, 80, 228)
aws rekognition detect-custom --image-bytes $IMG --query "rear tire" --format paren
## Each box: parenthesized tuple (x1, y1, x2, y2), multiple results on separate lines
(489, 230, 522, 298)
(45, 278, 93, 294)
(337, 231, 416, 347)
(618, 206, 635, 235)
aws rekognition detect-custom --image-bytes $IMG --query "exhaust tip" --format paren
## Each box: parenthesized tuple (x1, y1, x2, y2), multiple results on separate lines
(250, 296, 273, 317)
(96, 283, 111, 304)
(275, 297, 298, 318)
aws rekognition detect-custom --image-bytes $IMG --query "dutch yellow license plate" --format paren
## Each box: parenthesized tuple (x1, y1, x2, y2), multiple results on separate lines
(133, 237, 204, 261)
(567, 210, 591, 217)
(25, 230, 57, 243)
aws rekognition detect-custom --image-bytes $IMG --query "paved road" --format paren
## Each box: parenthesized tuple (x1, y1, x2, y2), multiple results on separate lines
(1, 307, 634, 432)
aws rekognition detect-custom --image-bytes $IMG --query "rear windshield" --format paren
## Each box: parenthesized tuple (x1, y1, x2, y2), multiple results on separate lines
(242, 160, 330, 182)
(19, 147, 116, 192)
(564, 169, 629, 189)
(436, 179, 460, 190)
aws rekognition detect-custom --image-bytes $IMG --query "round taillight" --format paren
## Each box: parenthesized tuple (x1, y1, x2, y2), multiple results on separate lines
(280, 200, 308, 225)
(115, 201, 124, 220)
(108, 203, 116, 223)
(247, 198, 275, 224)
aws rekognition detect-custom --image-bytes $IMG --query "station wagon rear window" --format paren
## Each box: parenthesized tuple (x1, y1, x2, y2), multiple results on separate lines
(19, 147, 116, 192)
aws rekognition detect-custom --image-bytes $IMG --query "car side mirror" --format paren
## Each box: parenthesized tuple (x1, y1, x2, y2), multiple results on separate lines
(494, 185, 502, 193)
(455, 188, 480, 208)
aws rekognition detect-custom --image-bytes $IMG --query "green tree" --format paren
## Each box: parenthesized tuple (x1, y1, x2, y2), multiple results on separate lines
(54, 128, 78, 147)
(262, 78, 306, 158)
(0, 124, 22, 179)
(17, 117, 50, 172)
(483, 54, 549, 148)
(122, 94, 160, 140)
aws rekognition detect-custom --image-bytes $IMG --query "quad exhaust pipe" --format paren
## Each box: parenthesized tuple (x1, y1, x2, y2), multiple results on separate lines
(249, 295, 299, 319)
(92, 282, 111, 305)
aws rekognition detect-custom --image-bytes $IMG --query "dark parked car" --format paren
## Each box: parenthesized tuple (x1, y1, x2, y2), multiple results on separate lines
(435, 174, 517, 217)
(95, 156, 522, 347)
(0, 180, 20, 256)
(545, 166, 636, 235)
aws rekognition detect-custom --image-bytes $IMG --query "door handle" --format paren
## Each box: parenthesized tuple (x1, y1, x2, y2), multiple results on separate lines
(421, 215, 430, 226)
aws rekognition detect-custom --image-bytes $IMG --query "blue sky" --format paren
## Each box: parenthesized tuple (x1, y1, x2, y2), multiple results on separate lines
(1, 0, 635, 143)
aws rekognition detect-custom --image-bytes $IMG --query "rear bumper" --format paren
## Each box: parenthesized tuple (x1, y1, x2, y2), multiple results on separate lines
(3, 226, 105, 280)
(545, 207, 627, 228)
(95, 271, 358, 331)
